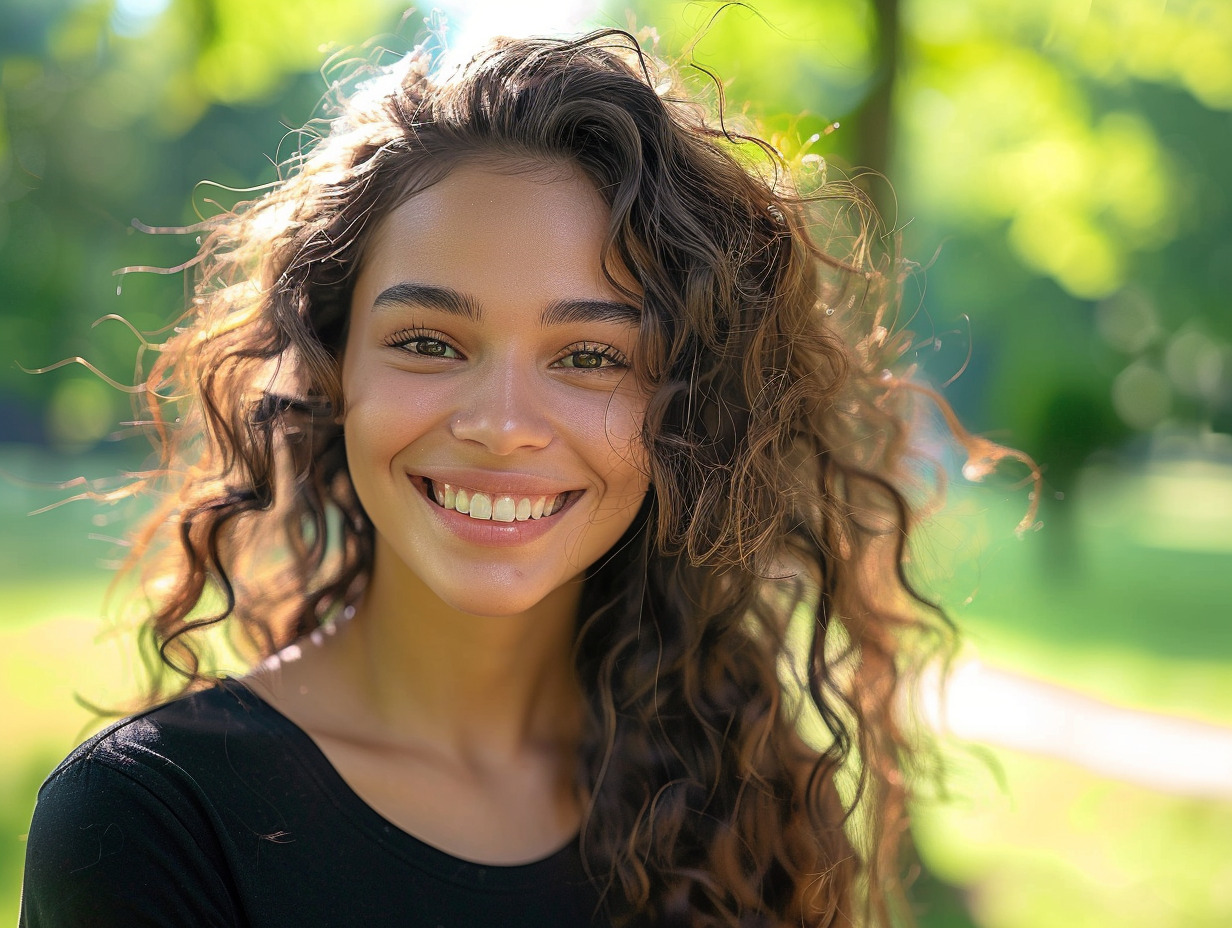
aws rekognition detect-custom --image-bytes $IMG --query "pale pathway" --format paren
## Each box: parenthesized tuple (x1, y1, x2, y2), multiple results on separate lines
(920, 657, 1232, 799)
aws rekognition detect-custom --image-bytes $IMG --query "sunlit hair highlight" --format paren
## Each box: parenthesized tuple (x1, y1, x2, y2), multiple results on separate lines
(112, 28, 1029, 928)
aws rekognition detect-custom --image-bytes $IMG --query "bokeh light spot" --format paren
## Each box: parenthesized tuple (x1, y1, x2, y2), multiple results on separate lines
(111, 0, 172, 38)
(1176, 29, 1232, 109)
(47, 378, 116, 451)
(433, 0, 603, 76)
(1165, 328, 1225, 399)
(1009, 208, 1121, 299)
(1096, 289, 1160, 354)
(1112, 360, 1172, 430)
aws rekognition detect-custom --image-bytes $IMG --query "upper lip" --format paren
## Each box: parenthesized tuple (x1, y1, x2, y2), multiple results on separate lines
(410, 469, 583, 498)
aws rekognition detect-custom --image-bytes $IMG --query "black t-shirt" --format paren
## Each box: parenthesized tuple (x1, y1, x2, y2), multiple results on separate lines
(20, 679, 607, 927)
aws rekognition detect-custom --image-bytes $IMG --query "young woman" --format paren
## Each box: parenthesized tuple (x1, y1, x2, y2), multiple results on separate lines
(20, 29, 989, 928)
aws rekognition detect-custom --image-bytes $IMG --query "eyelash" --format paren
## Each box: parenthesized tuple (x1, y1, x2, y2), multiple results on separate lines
(382, 327, 458, 358)
(556, 341, 629, 370)
(381, 328, 630, 370)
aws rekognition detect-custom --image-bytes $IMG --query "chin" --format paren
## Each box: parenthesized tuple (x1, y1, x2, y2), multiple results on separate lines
(420, 564, 584, 620)
(439, 589, 579, 620)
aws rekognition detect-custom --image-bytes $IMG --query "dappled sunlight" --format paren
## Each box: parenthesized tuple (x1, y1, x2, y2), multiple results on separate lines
(910, 729, 1232, 928)
(1079, 453, 1232, 554)
(431, 0, 604, 75)
(898, 35, 1177, 299)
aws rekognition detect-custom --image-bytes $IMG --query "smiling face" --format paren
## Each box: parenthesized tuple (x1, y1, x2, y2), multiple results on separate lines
(341, 160, 650, 618)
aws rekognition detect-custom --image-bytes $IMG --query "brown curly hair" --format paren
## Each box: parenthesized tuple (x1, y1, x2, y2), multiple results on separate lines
(113, 28, 1024, 928)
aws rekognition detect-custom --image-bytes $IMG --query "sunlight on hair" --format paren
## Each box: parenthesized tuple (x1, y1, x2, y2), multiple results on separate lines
(433, 0, 608, 74)
(922, 657, 1232, 799)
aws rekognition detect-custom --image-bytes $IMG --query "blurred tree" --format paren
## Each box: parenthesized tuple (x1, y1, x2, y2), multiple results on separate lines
(616, 0, 1232, 558)
(891, 0, 1232, 461)
(0, 0, 408, 446)
(1, 0, 1229, 488)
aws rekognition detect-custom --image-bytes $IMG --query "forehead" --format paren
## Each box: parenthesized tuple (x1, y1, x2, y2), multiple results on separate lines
(354, 160, 617, 295)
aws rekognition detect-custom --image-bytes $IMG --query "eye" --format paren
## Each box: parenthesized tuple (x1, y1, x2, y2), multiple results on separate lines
(383, 328, 462, 359)
(408, 338, 458, 359)
(554, 343, 629, 371)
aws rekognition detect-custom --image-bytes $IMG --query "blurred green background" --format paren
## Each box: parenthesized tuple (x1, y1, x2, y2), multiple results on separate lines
(1, 0, 1230, 925)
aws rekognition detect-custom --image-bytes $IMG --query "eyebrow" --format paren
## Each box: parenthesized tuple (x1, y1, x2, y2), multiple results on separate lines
(371, 282, 640, 328)
(371, 282, 482, 321)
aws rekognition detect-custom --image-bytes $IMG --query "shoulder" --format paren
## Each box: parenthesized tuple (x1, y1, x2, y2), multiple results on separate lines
(20, 681, 274, 928)
(30, 678, 299, 842)
(35, 679, 279, 822)
(50, 678, 271, 772)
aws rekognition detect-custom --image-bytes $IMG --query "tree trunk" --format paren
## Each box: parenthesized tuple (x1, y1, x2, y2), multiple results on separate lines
(854, 0, 900, 229)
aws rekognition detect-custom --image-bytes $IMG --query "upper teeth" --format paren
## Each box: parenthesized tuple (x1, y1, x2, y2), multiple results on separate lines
(434, 482, 566, 522)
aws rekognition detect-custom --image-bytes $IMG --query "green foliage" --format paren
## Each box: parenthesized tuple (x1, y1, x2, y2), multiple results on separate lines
(3, 0, 1229, 455)
(889, 0, 1232, 462)
(0, 0, 411, 443)
(623, 0, 878, 122)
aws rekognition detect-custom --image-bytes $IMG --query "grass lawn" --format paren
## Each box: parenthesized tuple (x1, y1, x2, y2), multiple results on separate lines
(906, 465, 1232, 927)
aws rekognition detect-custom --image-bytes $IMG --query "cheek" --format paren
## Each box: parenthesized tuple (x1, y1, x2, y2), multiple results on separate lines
(341, 369, 445, 472)
(599, 390, 651, 491)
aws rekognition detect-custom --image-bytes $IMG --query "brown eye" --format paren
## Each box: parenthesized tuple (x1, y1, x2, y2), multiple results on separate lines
(414, 339, 452, 357)
(570, 351, 604, 369)
(555, 343, 628, 370)
(382, 328, 463, 359)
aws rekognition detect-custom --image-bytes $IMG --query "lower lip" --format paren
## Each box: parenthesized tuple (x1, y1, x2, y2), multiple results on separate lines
(412, 479, 572, 548)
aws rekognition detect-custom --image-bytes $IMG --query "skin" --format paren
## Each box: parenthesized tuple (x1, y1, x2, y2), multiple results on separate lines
(246, 161, 650, 864)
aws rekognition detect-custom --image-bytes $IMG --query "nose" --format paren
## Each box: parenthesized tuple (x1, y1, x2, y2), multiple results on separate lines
(449, 358, 554, 454)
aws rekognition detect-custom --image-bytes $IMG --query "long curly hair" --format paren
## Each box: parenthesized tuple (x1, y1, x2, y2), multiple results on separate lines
(112, 28, 1022, 928)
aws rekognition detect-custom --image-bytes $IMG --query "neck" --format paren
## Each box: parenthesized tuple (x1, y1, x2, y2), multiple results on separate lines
(305, 538, 586, 763)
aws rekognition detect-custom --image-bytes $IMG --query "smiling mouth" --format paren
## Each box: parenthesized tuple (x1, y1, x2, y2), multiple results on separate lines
(419, 478, 576, 523)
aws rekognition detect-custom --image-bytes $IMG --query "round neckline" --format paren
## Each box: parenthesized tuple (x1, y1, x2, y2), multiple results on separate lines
(214, 676, 585, 887)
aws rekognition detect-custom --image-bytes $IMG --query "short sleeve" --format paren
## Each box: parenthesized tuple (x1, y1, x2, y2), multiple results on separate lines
(20, 755, 240, 928)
